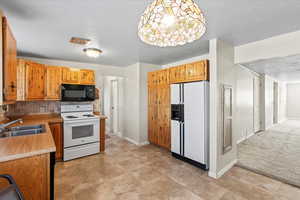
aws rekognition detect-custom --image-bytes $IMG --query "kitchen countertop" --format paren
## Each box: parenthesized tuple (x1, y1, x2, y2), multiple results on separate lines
(0, 115, 62, 163)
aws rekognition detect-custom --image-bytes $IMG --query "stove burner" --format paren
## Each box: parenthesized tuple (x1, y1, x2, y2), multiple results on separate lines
(66, 116, 78, 119)
(83, 114, 95, 117)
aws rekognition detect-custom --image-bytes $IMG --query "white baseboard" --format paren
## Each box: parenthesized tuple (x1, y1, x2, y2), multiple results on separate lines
(124, 137, 139, 145)
(237, 138, 245, 144)
(123, 137, 150, 146)
(246, 132, 254, 139)
(208, 159, 237, 179)
(237, 132, 255, 144)
(139, 141, 150, 146)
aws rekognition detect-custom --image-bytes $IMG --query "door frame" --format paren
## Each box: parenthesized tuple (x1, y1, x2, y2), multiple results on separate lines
(253, 75, 262, 133)
(273, 82, 279, 124)
(110, 79, 119, 135)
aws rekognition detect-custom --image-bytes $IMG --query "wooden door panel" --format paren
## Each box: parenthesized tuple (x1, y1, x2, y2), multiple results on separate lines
(16, 59, 26, 101)
(170, 65, 186, 83)
(186, 60, 209, 81)
(26, 62, 45, 100)
(61, 67, 79, 84)
(80, 69, 95, 85)
(45, 66, 62, 100)
(3, 17, 17, 102)
(49, 123, 63, 161)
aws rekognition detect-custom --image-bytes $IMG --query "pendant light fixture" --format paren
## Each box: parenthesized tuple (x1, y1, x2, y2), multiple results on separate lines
(138, 0, 206, 47)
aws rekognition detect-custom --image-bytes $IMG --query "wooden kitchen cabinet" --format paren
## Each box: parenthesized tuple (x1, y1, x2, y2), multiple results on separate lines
(80, 69, 95, 85)
(0, 154, 50, 200)
(2, 16, 17, 103)
(148, 71, 157, 86)
(61, 67, 80, 84)
(25, 61, 45, 100)
(186, 60, 209, 82)
(147, 60, 209, 150)
(169, 65, 186, 83)
(49, 122, 63, 161)
(45, 66, 62, 100)
(148, 69, 170, 149)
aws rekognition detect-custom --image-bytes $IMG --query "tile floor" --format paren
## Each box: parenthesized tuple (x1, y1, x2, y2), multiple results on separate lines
(55, 135, 300, 200)
(238, 120, 300, 187)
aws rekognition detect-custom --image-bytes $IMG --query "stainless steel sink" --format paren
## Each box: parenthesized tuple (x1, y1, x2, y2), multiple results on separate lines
(8, 124, 45, 131)
(0, 124, 46, 138)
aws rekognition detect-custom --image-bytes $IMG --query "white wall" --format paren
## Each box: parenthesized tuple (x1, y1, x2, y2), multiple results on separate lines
(263, 75, 275, 129)
(235, 30, 300, 64)
(123, 62, 161, 145)
(209, 39, 237, 178)
(287, 83, 300, 119)
(124, 63, 140, 143)
(278, 82, 287, 122)
(236, 66, 256, 143)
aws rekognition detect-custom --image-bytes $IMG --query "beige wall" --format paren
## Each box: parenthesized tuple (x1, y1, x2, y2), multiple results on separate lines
(124, 63, 140, 143)
(235, 66, 256, 142)
(287, 83, 300, 119)
(235, 30, 300, 64)
(209, 39, 237, 178)
(123, 62, 161, 145)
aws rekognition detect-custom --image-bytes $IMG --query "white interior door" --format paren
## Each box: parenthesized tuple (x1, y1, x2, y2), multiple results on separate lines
(253, 76, 261, 133)
(111, 80, 119, 134)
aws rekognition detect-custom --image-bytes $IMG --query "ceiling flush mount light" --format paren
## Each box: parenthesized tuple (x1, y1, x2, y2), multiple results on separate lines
(138, 0, 206, 47)
(83, 48, 102, 58)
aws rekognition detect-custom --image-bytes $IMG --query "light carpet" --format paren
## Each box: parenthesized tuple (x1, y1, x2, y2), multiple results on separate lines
(238, 120, 300, 188)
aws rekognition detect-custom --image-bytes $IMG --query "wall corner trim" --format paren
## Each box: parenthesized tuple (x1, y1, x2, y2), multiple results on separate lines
(209, 159, 238, 179)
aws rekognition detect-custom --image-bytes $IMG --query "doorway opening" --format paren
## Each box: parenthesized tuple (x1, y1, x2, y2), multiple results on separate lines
(111, 79, 119, 135)
(103, 76, 124, 136)
(273, 82, 279, 124)
(253, 75, 261, 133)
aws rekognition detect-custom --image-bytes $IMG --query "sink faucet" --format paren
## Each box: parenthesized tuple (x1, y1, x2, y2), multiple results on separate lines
(0, 119, 23, 133)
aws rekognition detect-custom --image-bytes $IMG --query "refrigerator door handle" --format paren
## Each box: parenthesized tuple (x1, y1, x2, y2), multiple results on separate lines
(179, 122, 182, 155)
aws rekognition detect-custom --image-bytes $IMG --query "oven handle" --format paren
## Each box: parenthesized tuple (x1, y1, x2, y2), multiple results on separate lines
(63, 120, 100, 126)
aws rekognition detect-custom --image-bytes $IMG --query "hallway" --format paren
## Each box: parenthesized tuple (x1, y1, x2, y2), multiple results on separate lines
(238, 120, 300, 187)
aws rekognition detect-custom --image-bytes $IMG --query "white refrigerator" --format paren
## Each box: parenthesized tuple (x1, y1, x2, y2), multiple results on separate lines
(171, 81, 209, 170)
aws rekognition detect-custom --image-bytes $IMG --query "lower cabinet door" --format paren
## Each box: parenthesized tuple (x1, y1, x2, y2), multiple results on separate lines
(49, 122, 63, 161)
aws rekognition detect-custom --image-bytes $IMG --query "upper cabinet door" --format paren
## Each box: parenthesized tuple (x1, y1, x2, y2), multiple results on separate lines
(26, 62, 45, 100)
(148, 71, 157, 86)
(79, 69, 95, 85)
(16, 59, 26, 101)
(170, 65, 186, 83)
(45, 66, 62, 100)
(61, 67, 80, 84)
(186, 60, 209, 82)
(2, 17, 17, 103)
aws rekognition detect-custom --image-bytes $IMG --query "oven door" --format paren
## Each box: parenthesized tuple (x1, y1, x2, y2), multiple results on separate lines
(64, 118, 99, 148)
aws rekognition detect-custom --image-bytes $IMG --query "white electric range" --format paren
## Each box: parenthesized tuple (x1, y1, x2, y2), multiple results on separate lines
(61, 104, 100, 161)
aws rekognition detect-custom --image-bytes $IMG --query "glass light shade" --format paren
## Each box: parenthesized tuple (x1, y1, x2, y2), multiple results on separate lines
(138, 0, 206, 47)
(83, 48, 102, 58)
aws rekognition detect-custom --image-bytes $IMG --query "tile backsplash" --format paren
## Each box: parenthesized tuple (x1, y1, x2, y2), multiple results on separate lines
(6, 101, 61, 117)
(5, 100, 101, 117)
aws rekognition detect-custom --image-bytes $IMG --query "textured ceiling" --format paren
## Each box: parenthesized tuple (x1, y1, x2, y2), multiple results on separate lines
(242, 54, 300, 82)
(1, 0, 300, 66)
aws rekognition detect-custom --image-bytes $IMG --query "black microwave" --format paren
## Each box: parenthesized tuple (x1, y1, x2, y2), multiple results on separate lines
(61, 84, 95, 102)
